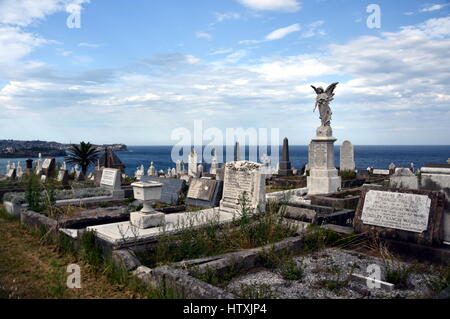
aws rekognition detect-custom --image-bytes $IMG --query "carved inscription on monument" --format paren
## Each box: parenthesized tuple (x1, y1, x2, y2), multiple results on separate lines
(187, 179, 216, 201)
(223, 170, 254, 201)
(100, 168, 118, 187)
(361, 190, 431, 233)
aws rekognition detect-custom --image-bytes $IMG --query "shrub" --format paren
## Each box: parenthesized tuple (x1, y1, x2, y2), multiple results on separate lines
(280, 259, 304, 281)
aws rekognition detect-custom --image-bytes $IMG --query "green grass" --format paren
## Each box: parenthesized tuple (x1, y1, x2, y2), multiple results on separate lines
(152, 194, 297, 267)
(280, 259, 304, 281)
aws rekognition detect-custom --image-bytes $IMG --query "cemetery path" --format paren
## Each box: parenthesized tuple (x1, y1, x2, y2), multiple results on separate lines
(0, 210, 142, 299)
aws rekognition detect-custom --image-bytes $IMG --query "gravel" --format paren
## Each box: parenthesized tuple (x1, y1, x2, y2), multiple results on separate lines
(226, 248, 436, 299)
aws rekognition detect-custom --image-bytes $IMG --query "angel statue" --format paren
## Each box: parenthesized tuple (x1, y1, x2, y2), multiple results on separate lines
(311, 82, 339, 127)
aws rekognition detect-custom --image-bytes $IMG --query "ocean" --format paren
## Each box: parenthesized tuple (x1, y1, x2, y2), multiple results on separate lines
(1, 145, 449, 177)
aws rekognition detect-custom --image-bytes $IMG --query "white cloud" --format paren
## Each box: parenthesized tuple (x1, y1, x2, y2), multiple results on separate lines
(301, 20, 325, 38)
(1, 16, 449, 145)
(237, 0, 301, 12)
(196, 31, 213, 39)
(265, 23, 300, 40)
(214, 12, 241, 22)
(0, 0, 89, 27)
(78, 42, 100, 48)
(420, 3, 450, 12)
(209, 48, 234, 55)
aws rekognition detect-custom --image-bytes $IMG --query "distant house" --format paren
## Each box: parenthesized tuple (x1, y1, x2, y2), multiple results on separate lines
(98, 147, 125, 172)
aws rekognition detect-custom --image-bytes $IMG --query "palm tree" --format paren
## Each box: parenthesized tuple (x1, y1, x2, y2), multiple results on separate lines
(65, 141, 101, 176)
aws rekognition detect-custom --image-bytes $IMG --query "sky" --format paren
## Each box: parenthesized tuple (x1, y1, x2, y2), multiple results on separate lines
(0, 0, 449, 146)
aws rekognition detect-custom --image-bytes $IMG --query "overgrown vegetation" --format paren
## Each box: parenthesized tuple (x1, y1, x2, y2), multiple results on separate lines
(339, 169, 357, 180)
(427, 266, 450, 293)
(152, 193, 297, 267)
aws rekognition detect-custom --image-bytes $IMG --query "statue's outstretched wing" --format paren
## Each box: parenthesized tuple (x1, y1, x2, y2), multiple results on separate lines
(311, 85, 320, 94)
(325, 82, 339, 95)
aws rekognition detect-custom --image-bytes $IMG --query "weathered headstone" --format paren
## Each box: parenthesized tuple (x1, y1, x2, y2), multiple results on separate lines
(216, 167, 225, 181)
(196, 164, 203, 178)
(389, 163, 396, 174)
(372, 169, 390, 175)
(340, 140, 355, 171)
(188, 149, 198, 177)
(176, 160, 181, 175)
(147, 161, 156, 177)
(353, 186, 445, 246)
(6, 168, 16, 179)
(210, 157, 218, 175)
(219, 161, 265, 214)
(141, 176, 186, 204)
(57, 170, 69, 185)
(42, 158, 56, 177)
(186, 178, 223, 208)
(75, 170, 85, 181)
(390, 168, 418, 190)
(278, 137, 293, 176)
(420, 166, 450, 190)
(100, 168, 124, 198)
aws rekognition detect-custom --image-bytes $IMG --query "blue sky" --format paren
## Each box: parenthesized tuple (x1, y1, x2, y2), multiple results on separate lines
(0, 0, 449, 145)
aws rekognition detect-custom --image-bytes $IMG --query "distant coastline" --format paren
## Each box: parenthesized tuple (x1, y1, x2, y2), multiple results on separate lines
(0, 140, 127, 159)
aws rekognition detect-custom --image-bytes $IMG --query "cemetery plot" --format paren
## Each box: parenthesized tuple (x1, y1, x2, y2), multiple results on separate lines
(223, 248, 438, 299)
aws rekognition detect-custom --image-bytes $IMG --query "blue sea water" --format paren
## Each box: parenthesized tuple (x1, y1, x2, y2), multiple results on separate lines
(1, 145, 449, 177)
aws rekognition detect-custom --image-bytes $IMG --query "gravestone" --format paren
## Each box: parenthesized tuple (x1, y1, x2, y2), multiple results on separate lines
(94, 168, 103, 186)
(353, 186, 445, 246)
(42, 158, 56, 177)
(6, 168, 16, 179)
(186, 178, 223, 208)
(57, 170, 69, 185)
(75, 170, 85, 181)
(100, 168, 124, 199)
(278, 137, 293, 176)
(188, 149, 198, 177)
(216, 167, 225, 181)
(389, 163, 396, 174)
(147, 161, 156, 177)
(141, 176, 186, 204)
(372, 169, 390, 175)
(176, 160, 181, 174)
(390, 168, 418, 190)
(307, 126, 341, 195)
(420, 166, 450, 190)
(196, 164, 203, 178)
(219, 161, 265, 214)
(340, 140, 355, 171)
(210, 157, 218, 175)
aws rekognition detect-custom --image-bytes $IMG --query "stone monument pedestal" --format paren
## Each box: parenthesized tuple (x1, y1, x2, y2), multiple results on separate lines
(130, 211, 165, 229)
(307, 126, 341, 195)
